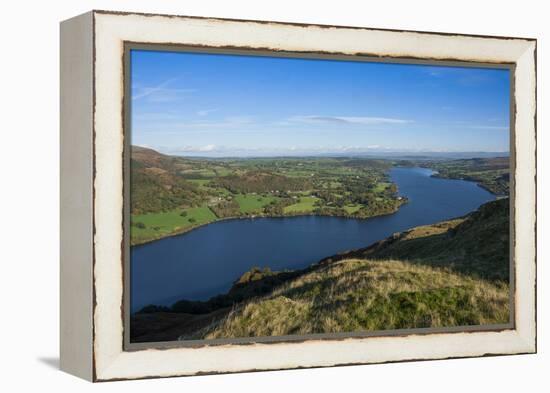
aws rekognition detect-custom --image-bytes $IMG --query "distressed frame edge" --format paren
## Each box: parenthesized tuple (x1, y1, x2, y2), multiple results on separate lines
(122, 42, 517, 352)
(91, 8, 537, 42)
(512, 40, 537, 353)
(90, 11, 537, 381)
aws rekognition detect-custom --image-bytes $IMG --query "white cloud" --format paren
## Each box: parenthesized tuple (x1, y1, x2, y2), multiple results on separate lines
(199, 144, 216, 152)
(197, 108, 218, 116)
(171, 144, 219, 153)
(289, 115, 412, 125)
(160, 144, 392, 157)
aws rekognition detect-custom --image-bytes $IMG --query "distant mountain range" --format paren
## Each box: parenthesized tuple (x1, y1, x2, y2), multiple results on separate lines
(287, 151, 510, 160)
(144, 146, 510, 160)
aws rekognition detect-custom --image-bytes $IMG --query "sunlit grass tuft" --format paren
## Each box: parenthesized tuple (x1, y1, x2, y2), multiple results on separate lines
(201, 259, 509, 339)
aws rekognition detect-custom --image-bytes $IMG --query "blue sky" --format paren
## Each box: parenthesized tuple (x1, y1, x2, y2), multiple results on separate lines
(131, 49, 510, 157)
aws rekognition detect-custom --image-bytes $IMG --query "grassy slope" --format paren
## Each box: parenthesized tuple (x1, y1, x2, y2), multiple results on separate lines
(283, 196, 319, 213)
(235, 194, 278, 214)
(131, 206, 217, 245)
(198, 199, 510, 339)
(357, 197, 510, 281)
(343, 205, 362, 214)
(203, 259, 508, 339)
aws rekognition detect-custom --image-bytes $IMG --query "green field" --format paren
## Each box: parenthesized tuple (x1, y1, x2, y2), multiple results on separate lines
(373, 182, 390, 193)
(131, 206, 216, 244)
(343, 204, 362, 214)
(181, 169, 217, 178)
(283, 196, 319, 213)
(129, 146, 422, 244)
(213, 167, 233, 176)
(187, 179, 211, 189)
(235, 194, 278, 213)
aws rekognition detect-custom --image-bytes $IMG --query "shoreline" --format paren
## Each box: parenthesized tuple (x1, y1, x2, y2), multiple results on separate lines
(131, 201, 407, 248)
(131, 167, 502, 248)
(400, 166, 503, 199)
(131, 168, 408, 247)
(429, 173, 505, 197)
(396, 164, 504, 197)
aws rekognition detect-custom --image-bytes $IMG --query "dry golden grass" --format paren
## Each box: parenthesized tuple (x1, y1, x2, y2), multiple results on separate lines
(201, 258, 509, 339)
(400, 218, 464, 241)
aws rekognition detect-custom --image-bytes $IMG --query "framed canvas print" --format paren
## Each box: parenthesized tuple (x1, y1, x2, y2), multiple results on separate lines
(60, 10, 537, 381)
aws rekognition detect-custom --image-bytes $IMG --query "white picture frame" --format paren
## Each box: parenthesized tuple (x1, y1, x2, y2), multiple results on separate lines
(60, 10, 536, 381)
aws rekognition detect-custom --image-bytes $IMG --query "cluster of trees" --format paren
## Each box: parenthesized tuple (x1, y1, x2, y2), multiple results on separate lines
(130, 220, 162, 231)
(355, 196, 406, 218)
(312, 206, 348, 216)
(263, 198, 294, 215)
(311, 174, 400, 212)
(436, 170, 508, 195)
(130, 166, 206, 214)
(340, 176, 385, 196)
(212, 171, 311, 194)
(420, 157, 510, 196)
(209, 200, 240, 218)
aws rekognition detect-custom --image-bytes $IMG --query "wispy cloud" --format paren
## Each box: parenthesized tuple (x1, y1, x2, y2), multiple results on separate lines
(289, 115, 413, 125)
(135, 113, 414, 136)
(197, 108, 218, 116)
(421, 66, 447, 78)
(135, 115, 258, 134)
(155, 143, 503, 158)
(132, 78, 177, 100)
(468, 125, 509, 131)
(176, 144, 218, 152)
(163, 144, 393, 156)
(132, 77, 196, 102)
(427, 70, 442, 77)
(421, 67, 498, 87)
(458, 73, 491, 87)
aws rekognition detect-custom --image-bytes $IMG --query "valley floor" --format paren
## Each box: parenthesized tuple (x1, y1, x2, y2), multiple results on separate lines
(130, 146, 407, 245)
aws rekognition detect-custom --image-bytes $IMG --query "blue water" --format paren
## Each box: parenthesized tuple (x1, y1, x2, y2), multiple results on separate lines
(130, 167, 495, 312)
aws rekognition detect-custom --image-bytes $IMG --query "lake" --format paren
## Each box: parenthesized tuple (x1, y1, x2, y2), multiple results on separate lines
(130, 167, 495, 312)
